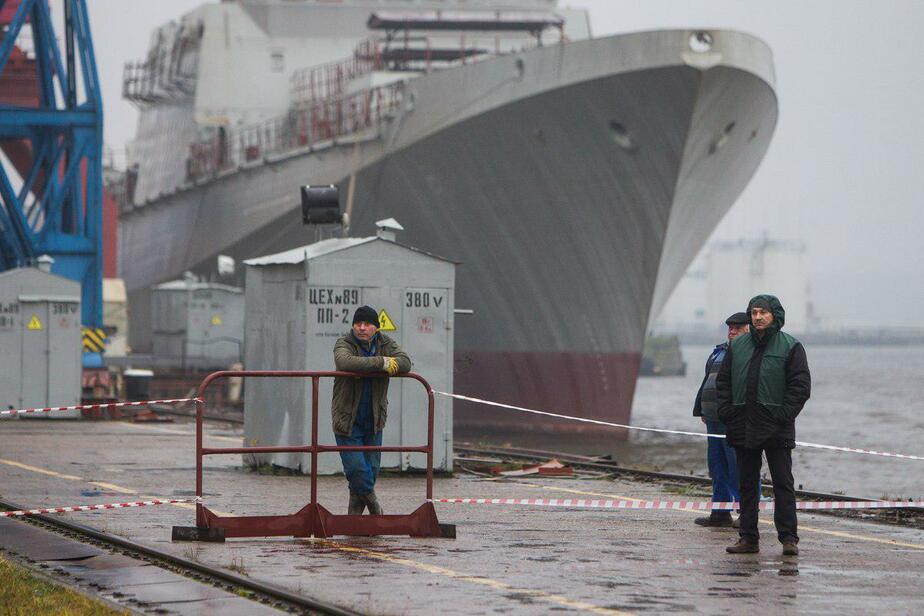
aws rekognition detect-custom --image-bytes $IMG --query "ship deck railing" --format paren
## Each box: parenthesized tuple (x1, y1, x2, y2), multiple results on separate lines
(185, 81, 405, 183)
(290, 12, 565, 111)
(122, 20, 202, 106)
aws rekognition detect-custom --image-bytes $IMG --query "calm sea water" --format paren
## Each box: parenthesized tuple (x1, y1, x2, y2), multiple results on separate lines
(629, 344, 924, 499)
(461, 345, 924, 499)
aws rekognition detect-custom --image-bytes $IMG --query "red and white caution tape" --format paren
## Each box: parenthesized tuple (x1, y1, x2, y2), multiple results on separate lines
(1, 398, 202, 417)
(432, 497, 924, 511)
(0, 497, 199, 517)
(437, 391, 924, 462)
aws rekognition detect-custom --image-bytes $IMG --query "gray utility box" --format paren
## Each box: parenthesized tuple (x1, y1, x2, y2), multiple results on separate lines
(0, 267, 81, 418)
(151, 281, 244, 369)
(243, 234, 456, 474)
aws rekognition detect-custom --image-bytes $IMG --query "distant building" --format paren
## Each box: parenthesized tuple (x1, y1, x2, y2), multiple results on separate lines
(654, 237, 810, 335)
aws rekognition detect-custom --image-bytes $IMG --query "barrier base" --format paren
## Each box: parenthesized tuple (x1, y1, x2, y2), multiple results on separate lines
(171, 525, 226, 542)
(178, 502, 454, 540)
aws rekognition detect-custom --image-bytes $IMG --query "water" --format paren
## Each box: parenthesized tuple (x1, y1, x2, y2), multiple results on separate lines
(630, 344, 924, 499)
(460, 345, 924, 500)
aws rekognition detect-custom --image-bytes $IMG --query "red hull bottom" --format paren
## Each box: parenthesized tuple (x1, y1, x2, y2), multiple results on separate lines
(453, 350, 640, 438)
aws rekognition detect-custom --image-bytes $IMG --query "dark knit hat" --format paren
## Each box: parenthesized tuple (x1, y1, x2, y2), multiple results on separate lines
(750, 297, 772, 312)
(352, 305, 379, 327)
(725, 312, 750, 326)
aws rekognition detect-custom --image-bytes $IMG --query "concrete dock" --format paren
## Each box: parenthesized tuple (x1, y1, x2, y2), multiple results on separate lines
(1, 418, 923, 615)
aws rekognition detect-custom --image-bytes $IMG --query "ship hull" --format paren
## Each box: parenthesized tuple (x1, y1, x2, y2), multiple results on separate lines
(121, 30, 777, 434)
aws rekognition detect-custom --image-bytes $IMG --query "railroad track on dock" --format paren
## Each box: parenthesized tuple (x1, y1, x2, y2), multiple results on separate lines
(0, 498, 357, 616)
(455, 443, 924, 529)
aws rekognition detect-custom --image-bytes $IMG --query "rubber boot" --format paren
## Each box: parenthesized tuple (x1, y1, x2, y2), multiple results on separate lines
(348, 490, 366, 515)
(363, 490, 383, 515)
(726, 538, 760, 554)
(694, 512, 734, 527)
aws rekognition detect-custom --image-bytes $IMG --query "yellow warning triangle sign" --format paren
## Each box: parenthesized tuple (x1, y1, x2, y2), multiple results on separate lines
(27, 315, 43, 330)
(378, 309, 397, 331)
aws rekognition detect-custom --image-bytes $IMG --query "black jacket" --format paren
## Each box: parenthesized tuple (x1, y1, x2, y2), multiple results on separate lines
(716, 338, 811, 449)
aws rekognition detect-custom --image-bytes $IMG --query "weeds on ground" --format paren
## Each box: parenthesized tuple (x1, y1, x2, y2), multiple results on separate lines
(183, 545, 204, 562)
(242, 461, 302, 476)
(663, 483, 710, 497)
(96, 523, 131, 539)
(227, 556, 248, 576)
(0, 554, 128, 615)
(879, 493, 917, 501)
(242, 440, 303, 475)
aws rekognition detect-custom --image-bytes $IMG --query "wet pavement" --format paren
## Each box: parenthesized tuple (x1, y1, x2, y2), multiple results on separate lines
(1, 418, 923, 615)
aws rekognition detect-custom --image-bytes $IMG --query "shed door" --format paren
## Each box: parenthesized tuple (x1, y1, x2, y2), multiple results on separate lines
(20, 302, 49, 408)
(401, 288, 450, 470)
(47, 300, 80, 408)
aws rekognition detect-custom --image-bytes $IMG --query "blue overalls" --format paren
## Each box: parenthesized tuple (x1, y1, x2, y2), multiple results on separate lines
(335, 334, 383, 495)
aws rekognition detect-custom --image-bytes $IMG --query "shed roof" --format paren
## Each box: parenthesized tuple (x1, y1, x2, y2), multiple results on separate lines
(154, 280, 243, 293)
(0, 266, 80, 289)
(244, 236, 458, 267)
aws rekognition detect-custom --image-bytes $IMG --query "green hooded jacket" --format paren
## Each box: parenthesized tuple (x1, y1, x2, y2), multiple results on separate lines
(729, 295, 797, 408)
(716, 294, 812, 449)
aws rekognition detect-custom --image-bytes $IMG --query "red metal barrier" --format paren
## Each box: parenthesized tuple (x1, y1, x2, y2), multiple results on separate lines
(172, 370, 454, 542)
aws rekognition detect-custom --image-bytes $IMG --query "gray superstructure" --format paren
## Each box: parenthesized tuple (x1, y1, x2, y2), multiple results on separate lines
(118, 0, 778, 432)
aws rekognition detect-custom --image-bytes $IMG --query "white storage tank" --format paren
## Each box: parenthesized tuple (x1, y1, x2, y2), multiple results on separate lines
(0, 265, 81, 418)
(243, 222, 457, 474)
(707, 238, 809, 334)
(150, 281, 244, 369)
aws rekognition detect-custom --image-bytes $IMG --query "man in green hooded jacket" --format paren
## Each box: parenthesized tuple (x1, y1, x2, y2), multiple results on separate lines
(716, 294, 811, 556)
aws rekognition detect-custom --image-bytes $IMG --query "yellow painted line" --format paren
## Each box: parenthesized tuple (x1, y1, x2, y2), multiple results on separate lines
(520, 482, 924, 551)
(0, 458, 224, 514)
(521, 483, 645, 503)
(1, 459, 138, 496)
(119, 422, 242, 443)
(0, 458, 83, 481)
(88, 481, 137, 495)
(794, 525, 924, 550)
(313, 539, 632, 616)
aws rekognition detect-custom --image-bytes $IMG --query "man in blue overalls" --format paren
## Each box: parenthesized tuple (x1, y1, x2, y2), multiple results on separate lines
(692, 312, 750, 527)
(332, 306, 411, 514)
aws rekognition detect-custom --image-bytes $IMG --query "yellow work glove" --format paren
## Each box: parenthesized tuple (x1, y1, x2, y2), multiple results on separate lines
(382, 356, 400, 376)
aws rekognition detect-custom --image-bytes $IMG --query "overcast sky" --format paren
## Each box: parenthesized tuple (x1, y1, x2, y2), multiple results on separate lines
(90, 1, 924, 326)
(580, 0, 924, 327)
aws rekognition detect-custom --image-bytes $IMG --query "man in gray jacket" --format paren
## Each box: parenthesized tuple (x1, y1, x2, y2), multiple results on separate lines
(332, 305, 411, 514)
(692, 312, 750, 527)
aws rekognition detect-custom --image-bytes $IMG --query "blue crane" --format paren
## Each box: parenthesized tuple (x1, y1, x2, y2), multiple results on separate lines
(0, 0, 104, 362)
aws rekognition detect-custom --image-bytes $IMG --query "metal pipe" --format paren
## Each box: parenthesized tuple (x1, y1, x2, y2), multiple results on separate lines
(194, 370, 436, 512)
(65, 0, 77, 109)
(201, 445, 430, 456)
(310, 376, 319, 505)
(195, 381, 206, 525)
(427, 385, 434, 500)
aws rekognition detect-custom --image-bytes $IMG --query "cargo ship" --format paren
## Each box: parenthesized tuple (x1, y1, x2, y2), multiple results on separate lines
(116, 0, 778, 434)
